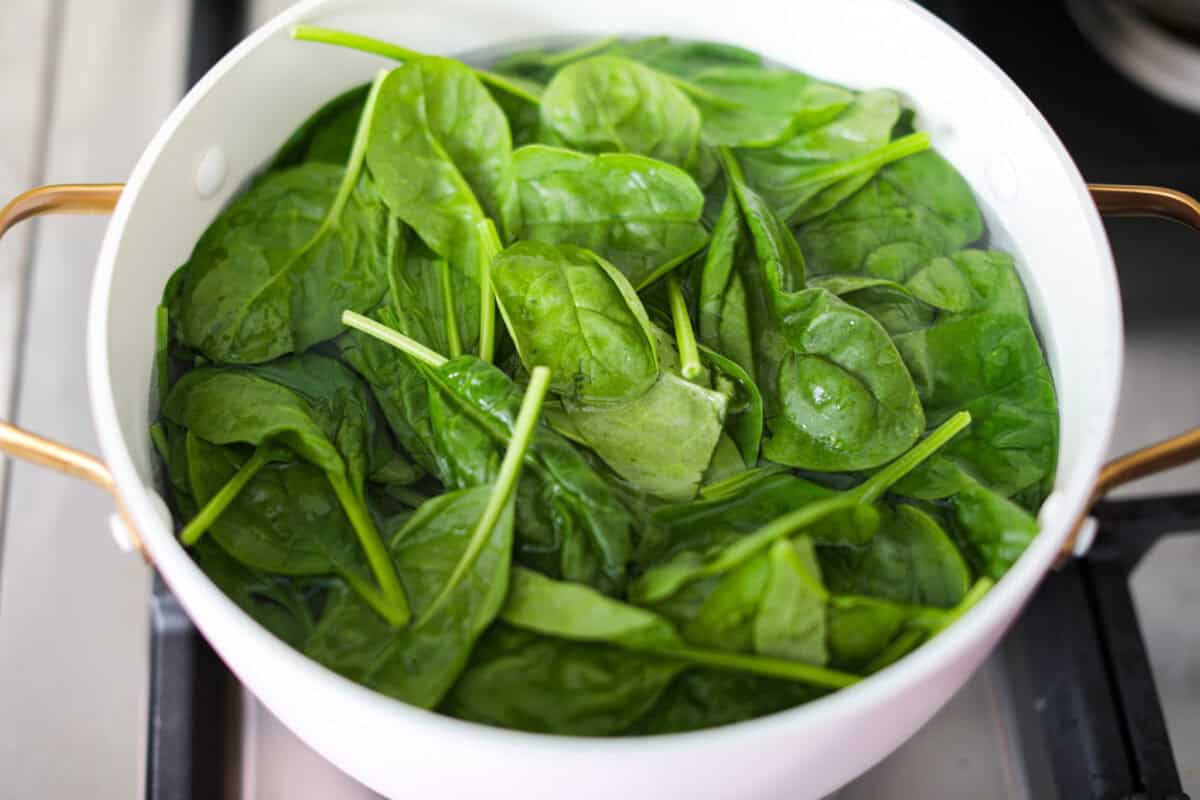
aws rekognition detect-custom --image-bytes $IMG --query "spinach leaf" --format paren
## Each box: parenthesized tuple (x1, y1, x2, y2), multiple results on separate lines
(367, 57, 519, 243)
(270, 83, 369, 170)
(762, 286, 926, 470)
(627, 667, 821, 735)
(735, 90, 926, 223)
(827, 578, 993, 670)
(698, 344, 762, 466)
(342, 315, 636, 593)
(697, 186, 756, 378)
(903, 248, 1029, 318)
(629, 411, 970, 604)
(564, 328, 729, 501)
(421, 355, 634, 592)
(494, 36, 762, 85)
(186, 434, 366, 577)
(650, 537, 828, 666)
(679, 68, 853, 148)
(305, 368, 548, 707)
(819, 504, 971, 608)
(947, 482, 1039, 579)
(339, 307, 438, 474)
(164, 354, 408, 625)
(192, 539, 325, 649)
(491, 241, 659, 403)
(701, 433, 748, 485)
(304, 485, 513, 707)
(512, 145, 709, 288)
(363, 57, 517, 359)
(539, 56, 704, 174)
(502, 567, 858, 689)
(613, 37, 763, 78)
(443, 624, 684, 735)
(717, 151, 925, 471)
(808, 274, 935, 336)
(754, 538, 829, 663)
(891, 312, 1058, 499)
(170, 156, 391, 363)
(637, 467, 879, 572)
(793, 150, 983, 279)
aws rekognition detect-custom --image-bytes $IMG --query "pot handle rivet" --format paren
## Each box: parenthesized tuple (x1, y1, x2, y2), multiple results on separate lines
(195, 147, 227, 199)
(108, 513, 136, 553)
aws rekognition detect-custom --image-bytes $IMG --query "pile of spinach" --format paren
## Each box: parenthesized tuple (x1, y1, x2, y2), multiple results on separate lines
(151, 31, 1058, 736)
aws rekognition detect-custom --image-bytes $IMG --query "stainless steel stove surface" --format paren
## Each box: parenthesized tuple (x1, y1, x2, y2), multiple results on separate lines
(146, 1, 1200, 798)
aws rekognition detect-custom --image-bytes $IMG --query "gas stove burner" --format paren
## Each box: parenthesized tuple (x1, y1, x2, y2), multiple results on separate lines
(1067, 0, 1200, 114)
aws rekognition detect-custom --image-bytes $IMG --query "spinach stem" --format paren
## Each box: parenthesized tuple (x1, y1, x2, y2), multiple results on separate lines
(632, 412, 973, 604)
(327, 470, 410, 627)
(864, 628, 924, 674)
(327, 68, 388, 223)
(852, 411, 971, 504)
(786, 132, 931, 223)
(292, 25, 543, 105)
(535, 35, 620, 68)
(149, 422, 169, 464)
(180, 445, 279, 546)
(416, 366, 550, 627)
(438, 258, 463, 358)
(341, 570, 409, 627)
(384, 486, 430, 508)
(477, 219, 501, 364)
(342, 310, 448, 367)
(653, 645, 858, 689)
(717, 146, 748, 189)
(667, 276, 703, 382)
(154, 305, 170, 408)
(936, 576, 993, 630)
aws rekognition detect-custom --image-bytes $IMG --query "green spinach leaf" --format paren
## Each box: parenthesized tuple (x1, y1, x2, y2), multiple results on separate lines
(793, 149, 983, 279)
(270, 83, 369, 170)
(444, 624, 684, 735)
(539, 56, 703, 174)
(164, 354, 408, 625)
(513, 145, 709, 288)
(819, 504, 971, 608)
(502, 567, 857, 689)
(891, 312, 1057, 499)
(491, 241, 659, 403)
(735, 90, 925, 223)
(630, 411, 970, 604)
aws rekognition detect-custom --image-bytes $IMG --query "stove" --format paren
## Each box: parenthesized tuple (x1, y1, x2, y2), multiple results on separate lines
(148, 1, 1200, 797)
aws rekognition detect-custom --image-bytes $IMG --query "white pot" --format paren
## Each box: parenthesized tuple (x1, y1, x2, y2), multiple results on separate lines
(1, 0, 1196, 797)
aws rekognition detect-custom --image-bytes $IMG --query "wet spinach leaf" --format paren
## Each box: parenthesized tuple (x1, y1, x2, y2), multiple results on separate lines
(891, 312, 1058, 499)
(539, 55, 704, 174)
(819, 504, 971, 608)
(491, 241, 659, 403)
(793, 149, 984, 279)
(164, 354, 408, 625)
(444, 624, 684, 735)
(270, 83, 369, 170)
(513, 145, 709, 288)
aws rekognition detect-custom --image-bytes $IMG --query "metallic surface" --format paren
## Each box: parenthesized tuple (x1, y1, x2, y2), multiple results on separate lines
(0, 182, 146, 558)
(1060, 184, 1200, 556)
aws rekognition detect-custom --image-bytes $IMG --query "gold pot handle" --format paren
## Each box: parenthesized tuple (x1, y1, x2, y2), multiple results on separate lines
(1060, 184, 1200, 557)
(0, 183, 147, 559)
